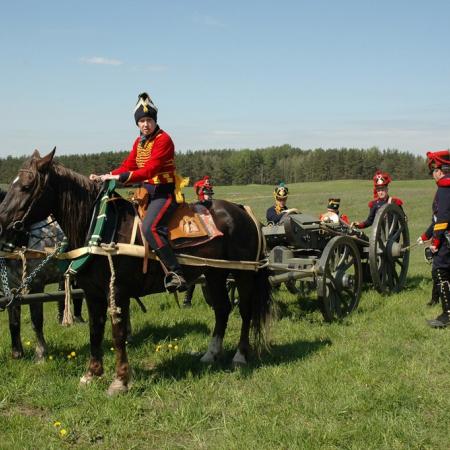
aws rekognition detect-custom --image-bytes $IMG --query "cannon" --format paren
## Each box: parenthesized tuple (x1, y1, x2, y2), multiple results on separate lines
(263, 203, 410, 322)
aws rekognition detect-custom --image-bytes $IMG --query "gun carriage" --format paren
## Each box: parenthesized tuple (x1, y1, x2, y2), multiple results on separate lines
(263, 203, 410, 321)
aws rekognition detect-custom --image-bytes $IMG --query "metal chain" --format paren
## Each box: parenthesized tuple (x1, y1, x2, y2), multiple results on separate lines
(0, 244, 63, 310)
(0, 258, 12, 298)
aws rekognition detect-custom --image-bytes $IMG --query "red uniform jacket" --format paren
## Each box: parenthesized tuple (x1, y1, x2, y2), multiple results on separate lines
(112, 129, 175, 185)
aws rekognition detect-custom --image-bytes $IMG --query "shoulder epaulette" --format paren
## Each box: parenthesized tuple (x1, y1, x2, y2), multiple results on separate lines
(368, 200, 375, 208)
(391, 197, 403, 206)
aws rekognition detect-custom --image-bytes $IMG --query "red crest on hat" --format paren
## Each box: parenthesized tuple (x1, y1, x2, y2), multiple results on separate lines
(426, 150, 450, 171)
(373, 171, 391, 188)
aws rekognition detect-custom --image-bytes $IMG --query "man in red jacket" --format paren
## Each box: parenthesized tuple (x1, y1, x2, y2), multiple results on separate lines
(351, 171, 403, 229)
(90, 92, 187, 292)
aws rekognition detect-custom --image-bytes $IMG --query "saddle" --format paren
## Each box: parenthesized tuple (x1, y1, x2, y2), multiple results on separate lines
(132, 187, 223, 249)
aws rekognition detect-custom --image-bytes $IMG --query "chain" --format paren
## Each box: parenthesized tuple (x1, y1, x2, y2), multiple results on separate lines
(0, 258, 12, 298)
(0, 244, 63, 310)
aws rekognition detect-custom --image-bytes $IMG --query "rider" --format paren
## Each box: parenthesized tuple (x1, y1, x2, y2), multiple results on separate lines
(266, 183, 293, 224)
(193, 175, 214, 205)
(319, 198, 350, 225)
(89, 92, 187, 293)
(422, 150, 450, 328)
(182, 176, 214, 307)
(351, 171, 403, 229)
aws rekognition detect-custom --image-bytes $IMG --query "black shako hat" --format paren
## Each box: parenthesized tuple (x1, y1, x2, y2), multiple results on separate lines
(327, 198, 340, 211)
(134, 92, 158, 124)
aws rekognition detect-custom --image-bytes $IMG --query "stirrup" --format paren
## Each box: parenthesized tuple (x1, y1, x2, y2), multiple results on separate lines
(164, 272, 187, 293)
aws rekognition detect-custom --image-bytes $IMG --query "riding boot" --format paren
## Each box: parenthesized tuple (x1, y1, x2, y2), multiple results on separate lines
(183, 285, 195, 307)
(427, 268, 450, 328)
(427, 270, 441, 306)
(155, 245, 187, 293)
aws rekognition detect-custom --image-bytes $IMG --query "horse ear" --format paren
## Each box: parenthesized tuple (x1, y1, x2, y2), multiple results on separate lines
(36, 147, 56, 172)
(32, 149, 41, 158)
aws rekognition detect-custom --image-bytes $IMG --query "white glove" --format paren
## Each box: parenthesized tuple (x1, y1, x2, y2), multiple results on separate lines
(417, 237, 424, 245)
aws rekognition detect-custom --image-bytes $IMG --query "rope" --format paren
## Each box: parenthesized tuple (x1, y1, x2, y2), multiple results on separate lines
(18, 249, 30, 295)
(106, 252, 121, 324)
(62, 273, 74, 326)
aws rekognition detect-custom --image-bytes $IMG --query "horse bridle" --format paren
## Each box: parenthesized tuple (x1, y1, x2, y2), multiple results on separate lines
(8, 169, 52, 236)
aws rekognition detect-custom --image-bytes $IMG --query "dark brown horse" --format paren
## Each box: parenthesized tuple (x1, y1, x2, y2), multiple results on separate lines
(0, 149, 271, 395)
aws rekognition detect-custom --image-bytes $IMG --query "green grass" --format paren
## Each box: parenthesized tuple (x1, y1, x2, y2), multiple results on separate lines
(0, 179, 449, 449)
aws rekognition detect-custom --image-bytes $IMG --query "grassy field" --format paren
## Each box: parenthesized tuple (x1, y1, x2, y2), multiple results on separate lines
(0, 179, 449, 449)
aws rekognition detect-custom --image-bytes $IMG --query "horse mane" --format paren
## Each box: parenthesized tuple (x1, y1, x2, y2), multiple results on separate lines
(49, 160, 102, 249)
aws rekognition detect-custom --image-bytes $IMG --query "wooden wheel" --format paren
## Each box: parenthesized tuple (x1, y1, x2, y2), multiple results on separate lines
(317, 236, 362, 322)
(369, 203, 409, 294)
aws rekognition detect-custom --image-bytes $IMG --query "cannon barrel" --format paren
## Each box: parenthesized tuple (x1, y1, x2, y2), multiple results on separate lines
(269, 268, 314, 286)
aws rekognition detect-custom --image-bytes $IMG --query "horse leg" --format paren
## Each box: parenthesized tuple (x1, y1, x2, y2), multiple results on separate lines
(29, 302, 47, 362)
(8, 305, 24, 359)
(107, 297, 130, 396)
(80, 295, 108, 386)
(231, 272, 253, 367)
(200, 271, 231, 363)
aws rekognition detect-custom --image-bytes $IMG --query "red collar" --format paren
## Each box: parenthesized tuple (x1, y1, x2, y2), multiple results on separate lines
(437, 175, 450, 187)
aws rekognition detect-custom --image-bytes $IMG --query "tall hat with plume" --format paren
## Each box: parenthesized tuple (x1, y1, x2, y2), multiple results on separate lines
(426, 149, 450, 173)
(134, 92, 158, 124)
(372, 170, 391, 197)
(274, 182, 289, 199)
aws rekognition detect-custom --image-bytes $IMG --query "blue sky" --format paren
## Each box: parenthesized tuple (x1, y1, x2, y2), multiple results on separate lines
(0, 0, 449, 158)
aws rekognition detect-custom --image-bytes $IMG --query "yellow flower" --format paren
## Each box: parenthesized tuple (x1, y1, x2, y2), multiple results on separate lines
(67, 354, 72, 359)
(53, 421, 61, 427)
(168, 344, 173, 349)
(25, 341, 31, 346)
(174, 345, 179, 351)
(49, 356, 54, 361)
(70, 351, 76, 357)
(59, 429, 68, 437)
(156, 347, 160, 353)
(110, 347, 114, 351)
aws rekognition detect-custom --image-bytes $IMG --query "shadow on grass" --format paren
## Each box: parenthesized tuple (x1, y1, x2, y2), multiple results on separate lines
(132, 337, 330, 384)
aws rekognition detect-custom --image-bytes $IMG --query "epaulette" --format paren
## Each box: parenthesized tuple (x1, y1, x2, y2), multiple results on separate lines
(368, 200, 375, 208)
(391, 197, 403, 206)
(437, 176, 450, 187)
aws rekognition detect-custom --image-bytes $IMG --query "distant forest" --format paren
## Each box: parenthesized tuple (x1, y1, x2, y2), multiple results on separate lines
(0, 145, 428, 185)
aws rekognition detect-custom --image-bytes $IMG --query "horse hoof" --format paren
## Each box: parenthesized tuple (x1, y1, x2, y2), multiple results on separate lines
(107, 378, 128, 396)
(231, 350, 248, 368)
(79, 373, 95, 386)
(11, 350, 24, 360)
(200, 352, 219, 363)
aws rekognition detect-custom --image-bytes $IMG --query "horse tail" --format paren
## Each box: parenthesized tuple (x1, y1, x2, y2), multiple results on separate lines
(251, 267, 273, 354)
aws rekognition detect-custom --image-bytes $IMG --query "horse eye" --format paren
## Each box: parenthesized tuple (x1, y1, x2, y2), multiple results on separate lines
(21, 184, 32, 192)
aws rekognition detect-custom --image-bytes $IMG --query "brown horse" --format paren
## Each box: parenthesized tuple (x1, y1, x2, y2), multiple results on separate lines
(0, 149, 271, 395)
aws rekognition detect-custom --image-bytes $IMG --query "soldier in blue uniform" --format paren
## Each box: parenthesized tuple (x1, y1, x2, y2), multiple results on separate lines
(352, 171, 403, 229)
(423, 150, 450, 328)
(266, 183, 296, 224)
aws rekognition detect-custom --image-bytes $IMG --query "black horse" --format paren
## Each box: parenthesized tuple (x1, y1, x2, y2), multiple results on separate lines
(0, 149, 271, 395)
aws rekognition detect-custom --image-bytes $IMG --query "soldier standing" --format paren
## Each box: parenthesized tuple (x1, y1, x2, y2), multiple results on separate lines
(424, 150, 450, 328)
(352, 171, 403, 229)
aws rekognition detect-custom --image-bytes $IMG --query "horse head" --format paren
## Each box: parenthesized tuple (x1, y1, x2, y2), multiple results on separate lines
(0, 148, 57, 250)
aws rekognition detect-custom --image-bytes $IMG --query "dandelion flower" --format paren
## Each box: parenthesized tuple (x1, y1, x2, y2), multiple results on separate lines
(67, 354, 72, 359)
(53, 421, 61, 427)
(59, 429, 68, 437)
(174, 345, 178, 351)
(25, 341, 31, 346)
(110, 347, 114, 351)
(168, 344, 173, 349)
(49, 356, 54, 361)
(70, 351, 76, 357)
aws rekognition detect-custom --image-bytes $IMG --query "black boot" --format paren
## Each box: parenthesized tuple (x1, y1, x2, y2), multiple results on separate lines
(183, 285, 195, 307)
(427, 269, 450, 328)
(427, 272, 440, 306)
(156, 245, 187, 293)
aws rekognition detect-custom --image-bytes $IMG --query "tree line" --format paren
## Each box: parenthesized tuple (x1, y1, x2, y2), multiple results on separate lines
(0, 145, 428, 185)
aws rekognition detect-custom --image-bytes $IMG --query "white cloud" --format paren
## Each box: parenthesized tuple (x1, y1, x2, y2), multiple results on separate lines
(80, 56, 123, 66)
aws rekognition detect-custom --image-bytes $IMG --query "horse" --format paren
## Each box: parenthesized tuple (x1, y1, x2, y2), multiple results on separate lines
(0, 149, 271, 395)
(0, 213, 85, 360)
